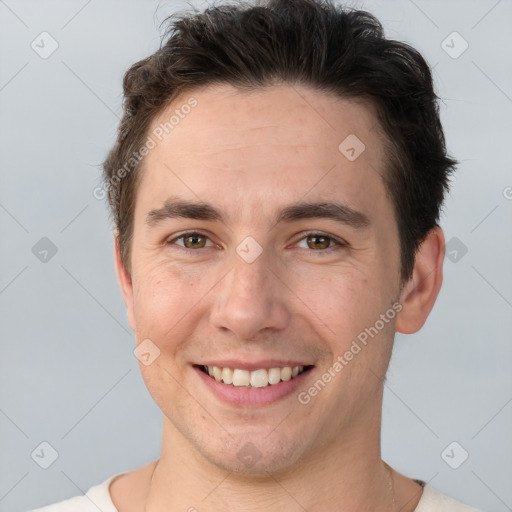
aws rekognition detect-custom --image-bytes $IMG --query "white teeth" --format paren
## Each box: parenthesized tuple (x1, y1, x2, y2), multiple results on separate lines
(268, 367, 281, 385)
(213, 366, 222, 381)
(281, 367, 292, 381)
(221, 367, 233, 384)
(203, 365, 307, 388)
(232, 369, 250, 386)
(250, 369, 268, 388)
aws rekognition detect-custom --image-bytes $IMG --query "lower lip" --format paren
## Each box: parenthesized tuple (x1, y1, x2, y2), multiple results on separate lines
(193, 366, 313, 407)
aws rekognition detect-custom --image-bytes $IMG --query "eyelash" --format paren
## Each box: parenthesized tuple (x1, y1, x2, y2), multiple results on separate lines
(165, 231, 348, 254)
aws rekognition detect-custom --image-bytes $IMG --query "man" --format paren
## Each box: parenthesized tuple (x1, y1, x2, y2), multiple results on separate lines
(32, 0, 482, 510)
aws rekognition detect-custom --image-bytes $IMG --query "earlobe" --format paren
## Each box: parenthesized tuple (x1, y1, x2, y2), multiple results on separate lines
(395, 226, 445, 334)
(113, 234, 136, 331)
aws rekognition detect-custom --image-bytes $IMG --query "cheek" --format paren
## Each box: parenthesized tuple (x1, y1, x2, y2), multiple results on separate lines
(131, 264, 193, 338)
(295, 267, 395, 353)
(131, 266, 198, 403)
(131, 260, 221, 349)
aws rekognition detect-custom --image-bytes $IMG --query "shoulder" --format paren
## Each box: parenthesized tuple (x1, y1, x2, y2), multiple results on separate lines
(415, 484, 482, 512)
(27, 474, 120, 512)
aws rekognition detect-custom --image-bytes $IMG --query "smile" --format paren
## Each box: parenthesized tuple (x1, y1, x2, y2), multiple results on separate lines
(199, 364, 313, 388)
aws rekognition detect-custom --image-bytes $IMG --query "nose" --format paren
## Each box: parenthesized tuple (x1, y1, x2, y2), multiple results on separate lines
(209, 248, 290, 340)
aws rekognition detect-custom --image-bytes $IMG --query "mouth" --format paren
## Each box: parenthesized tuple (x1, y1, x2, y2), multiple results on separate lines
(195, 364, 314, 389)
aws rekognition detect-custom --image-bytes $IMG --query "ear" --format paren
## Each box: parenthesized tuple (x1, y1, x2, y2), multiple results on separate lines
(113, 233, 136, 331)
(395, 226, 445, 334)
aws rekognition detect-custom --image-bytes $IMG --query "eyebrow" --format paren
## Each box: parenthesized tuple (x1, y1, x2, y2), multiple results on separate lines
(145, 197, 370, 230)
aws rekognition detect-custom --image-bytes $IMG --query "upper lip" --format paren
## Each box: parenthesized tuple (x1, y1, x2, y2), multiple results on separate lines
(197, 360, 314, 371)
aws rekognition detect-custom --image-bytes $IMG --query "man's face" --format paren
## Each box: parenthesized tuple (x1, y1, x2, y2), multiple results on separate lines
(118, 84, 403, 474)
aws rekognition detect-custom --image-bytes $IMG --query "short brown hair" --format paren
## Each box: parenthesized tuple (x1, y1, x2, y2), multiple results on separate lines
(102, 0, 457, 281)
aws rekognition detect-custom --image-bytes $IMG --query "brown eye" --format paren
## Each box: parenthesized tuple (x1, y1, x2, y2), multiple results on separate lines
(295, 232, 346, 253)
(167, 232, 213, 250)
(182, 233, 207, 249)
(305, 234, 333, 250)
(183, 234, 206, 249)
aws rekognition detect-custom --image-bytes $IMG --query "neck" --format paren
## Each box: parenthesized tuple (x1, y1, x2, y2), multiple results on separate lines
(144, 390, 395, 511)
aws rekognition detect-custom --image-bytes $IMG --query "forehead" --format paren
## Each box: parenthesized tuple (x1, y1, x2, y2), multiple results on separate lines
(137, 83, 390, 225)
(150, 83, 383, 154)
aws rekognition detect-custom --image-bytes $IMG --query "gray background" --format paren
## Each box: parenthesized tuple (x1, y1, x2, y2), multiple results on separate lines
(0, 0, 511, 510)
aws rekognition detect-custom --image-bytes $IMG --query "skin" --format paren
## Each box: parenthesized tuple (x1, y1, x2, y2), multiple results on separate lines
(111, 84, 445, 511)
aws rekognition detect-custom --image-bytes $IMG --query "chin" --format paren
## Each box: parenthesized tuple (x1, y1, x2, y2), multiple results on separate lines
(197, 433, 307, 476)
